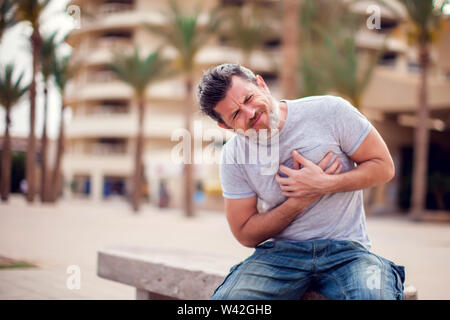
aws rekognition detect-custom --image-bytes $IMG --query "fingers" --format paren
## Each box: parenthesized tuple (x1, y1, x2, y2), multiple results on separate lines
(318, 152, 334, 170)
(325, 158, 340, 174)
(293, 159, 300, 170)
(292, 150, 313, 167)
(279, 165, 297, 178)
(275, 173, 292, 186)
(279, 184, 297, 192)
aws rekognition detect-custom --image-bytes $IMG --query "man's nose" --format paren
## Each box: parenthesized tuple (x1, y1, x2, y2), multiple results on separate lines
(241, 104, 256, 119)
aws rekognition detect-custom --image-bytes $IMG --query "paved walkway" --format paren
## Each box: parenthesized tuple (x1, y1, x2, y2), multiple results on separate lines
(1, 196, 450, 300)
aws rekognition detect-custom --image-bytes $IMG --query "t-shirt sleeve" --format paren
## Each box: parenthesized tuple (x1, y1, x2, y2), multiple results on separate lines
(219, 144, 256, 199)
(329, 96, 373, 156)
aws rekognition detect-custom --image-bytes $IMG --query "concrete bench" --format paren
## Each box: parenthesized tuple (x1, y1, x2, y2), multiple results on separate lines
(97, 246, 418, 300)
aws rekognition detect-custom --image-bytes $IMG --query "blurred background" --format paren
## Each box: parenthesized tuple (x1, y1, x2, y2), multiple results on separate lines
(0, 0, 450, 300)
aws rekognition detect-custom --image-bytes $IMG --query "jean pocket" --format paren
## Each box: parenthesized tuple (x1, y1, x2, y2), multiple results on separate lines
(388, 261, 406, 300)
(347, 240, 368, 251)
(256, 241, 275, 250)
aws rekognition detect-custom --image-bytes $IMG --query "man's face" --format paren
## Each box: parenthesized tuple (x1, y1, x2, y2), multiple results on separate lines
(214, 75, 280, 134)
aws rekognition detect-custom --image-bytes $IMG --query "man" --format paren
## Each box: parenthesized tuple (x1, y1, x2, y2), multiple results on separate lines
(196, 64, 405, 300)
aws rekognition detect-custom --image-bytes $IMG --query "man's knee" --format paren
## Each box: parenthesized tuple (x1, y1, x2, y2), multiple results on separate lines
(210, 258, 311, 300)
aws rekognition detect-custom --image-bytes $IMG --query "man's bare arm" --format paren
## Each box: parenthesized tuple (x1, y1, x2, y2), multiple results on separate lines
(225, 194, 319, 248)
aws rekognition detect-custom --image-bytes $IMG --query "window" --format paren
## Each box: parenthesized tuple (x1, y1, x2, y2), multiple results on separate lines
(374, 17, 398, 34)
(378, 52, 397, 67)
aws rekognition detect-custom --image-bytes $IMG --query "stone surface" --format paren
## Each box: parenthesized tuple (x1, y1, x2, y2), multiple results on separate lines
(97, 246, 417, 300)
(98, 246, 232, 300)
(2, 197, 445, 299)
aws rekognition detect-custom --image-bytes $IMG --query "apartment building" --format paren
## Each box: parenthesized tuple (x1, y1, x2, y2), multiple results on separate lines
(65, 0, 450, 212)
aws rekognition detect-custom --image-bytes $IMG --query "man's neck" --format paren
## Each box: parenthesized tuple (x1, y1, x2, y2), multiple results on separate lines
(277, 101, 288, 132)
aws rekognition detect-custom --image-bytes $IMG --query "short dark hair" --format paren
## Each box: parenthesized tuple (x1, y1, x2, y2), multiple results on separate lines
(197, 64, 257, 124)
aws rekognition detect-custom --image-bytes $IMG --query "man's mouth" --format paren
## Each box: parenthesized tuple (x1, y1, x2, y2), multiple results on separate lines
(252, 112, 263, 128)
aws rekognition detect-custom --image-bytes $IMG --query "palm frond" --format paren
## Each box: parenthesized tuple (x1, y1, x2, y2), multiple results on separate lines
(53, 54, 74, 94)
(398, 0, 448, 45)
(0, 63, 29, 110)
(146, 0, 219, 74)
(109, 47, 172, 97)
(40, 31, 59, 81)
(0, 0, 19, 41)
(219, 4, 275, 57)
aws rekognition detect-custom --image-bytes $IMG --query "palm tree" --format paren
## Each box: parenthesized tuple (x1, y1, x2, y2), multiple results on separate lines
(0, 0, 18, 42)
(147, 0, 220, 217)
(219, 2, 275, 68)
(397, 0, 448, 219)
(109, 48, 171, 212)
(0, 64, 29, 201)
(322, 30, 387, 108)
(50, 54, 72, 202)
(39, 31, 58, 202)
(16, 0, 51, 203)
(298, 0, 386, 106)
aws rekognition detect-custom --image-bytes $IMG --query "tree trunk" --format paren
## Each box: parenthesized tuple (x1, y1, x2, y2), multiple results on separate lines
(280, 0, 300, 99)
(184, 76, 194, 217)
(51, 104, 65, 202)
(1, 107, 12, 202)
(26, 28, 41, 203)
(132, 98, 145, 212)
(40, 84, 49, 202)
(410, 44, 430, 220)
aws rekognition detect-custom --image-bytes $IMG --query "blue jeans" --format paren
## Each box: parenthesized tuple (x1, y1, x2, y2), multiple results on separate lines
(211, 240, 405, 300)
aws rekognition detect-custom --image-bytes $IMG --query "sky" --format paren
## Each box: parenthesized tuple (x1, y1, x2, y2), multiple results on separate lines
(0, 0, 74, 139)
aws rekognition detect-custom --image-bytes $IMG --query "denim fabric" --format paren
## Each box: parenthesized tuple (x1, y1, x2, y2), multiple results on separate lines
(211, 240, 405, 300)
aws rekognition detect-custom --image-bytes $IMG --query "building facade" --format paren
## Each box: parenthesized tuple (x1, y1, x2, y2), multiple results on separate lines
(65, 0, 450, 213)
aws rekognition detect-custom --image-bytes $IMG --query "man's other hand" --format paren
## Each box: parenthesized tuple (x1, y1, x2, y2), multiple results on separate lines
(276, 151, 342, 198)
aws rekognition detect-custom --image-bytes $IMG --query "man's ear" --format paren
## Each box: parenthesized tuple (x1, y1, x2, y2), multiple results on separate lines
(255, 75, 270, 93)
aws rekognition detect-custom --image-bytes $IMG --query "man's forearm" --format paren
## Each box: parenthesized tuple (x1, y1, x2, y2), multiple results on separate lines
(237, 196, 318, 247)
(323, 158, 395, 194)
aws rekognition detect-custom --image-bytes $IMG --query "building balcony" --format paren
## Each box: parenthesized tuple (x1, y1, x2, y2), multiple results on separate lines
(66, 112, 188, 139)
(63, 152, 134, 174)
(361, 67, 450, 112)
(65, 81, 133, 103)
(67, 10, 162, 45)
(66, 113, 136, 138)
(66, 111, 226, 141)
(98, 2, 134, 16)
(90, 142, 128, 156)
(71, 37, 134, 67)
(196, 45, 280, 72)
(65, 76, 188, 104)
(355, 29, 408, 53)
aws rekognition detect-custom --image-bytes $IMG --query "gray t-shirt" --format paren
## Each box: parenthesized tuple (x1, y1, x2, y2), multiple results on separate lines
(219, 95, 373, 249)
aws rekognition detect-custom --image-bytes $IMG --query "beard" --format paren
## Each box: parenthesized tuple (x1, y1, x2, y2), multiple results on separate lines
(268, 95, 281, 131)
(245, 94, 281, 144)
